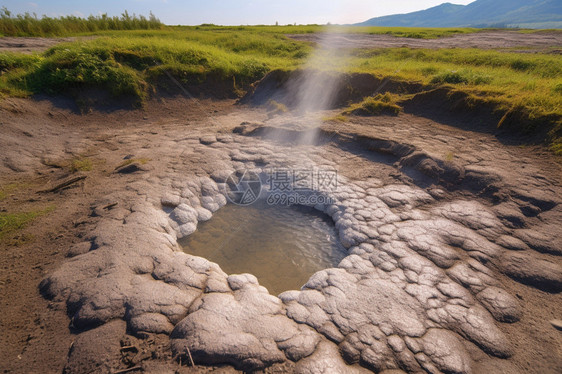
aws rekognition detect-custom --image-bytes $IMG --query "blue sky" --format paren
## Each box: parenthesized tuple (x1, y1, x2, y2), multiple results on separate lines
(1, 1, 475, 25)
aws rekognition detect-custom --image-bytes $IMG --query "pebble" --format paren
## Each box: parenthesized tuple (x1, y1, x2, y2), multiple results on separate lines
(550, 320, 562, 331)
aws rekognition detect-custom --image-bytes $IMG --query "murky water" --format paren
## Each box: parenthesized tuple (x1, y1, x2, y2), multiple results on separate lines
(180, 201, 346, 295)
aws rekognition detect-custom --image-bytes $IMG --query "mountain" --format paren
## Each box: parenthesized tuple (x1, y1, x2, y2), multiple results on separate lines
(356, 0, 562, 29)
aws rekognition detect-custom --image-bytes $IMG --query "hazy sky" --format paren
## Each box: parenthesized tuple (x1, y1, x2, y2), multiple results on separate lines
(1, 1, 475, 25)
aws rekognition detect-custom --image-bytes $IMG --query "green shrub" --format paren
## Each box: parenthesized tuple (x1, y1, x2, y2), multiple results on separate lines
(510, 59, 535, 71)
(431, 71, 469, 84)
(18, 48, 146, 101)
(431, 69, 492, 85)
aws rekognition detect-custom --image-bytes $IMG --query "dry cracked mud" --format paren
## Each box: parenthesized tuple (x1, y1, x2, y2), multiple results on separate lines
(1, 94, 560, 374)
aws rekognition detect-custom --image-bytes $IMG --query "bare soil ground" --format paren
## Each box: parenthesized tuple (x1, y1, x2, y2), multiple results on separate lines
(288, 30, 562, 52)
(1, 94, 561, 373)
(0, 37, 92, 54)
(0, 33, 561, 373)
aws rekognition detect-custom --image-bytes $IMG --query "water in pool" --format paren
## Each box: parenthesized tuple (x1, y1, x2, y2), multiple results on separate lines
(180, 201, 347, 295)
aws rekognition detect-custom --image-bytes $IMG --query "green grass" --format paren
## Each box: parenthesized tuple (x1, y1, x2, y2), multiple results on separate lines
(69, 157, 93, 172)
(42, 156, 96, 172)
(0, 14, 560, 151)
(0, 29, 310, 104)
(348, 47, 562, 126)
(0, 182, 34, 201)
(0, 183, 20, 201)
(0, 206, 54, 241)
(0, 8, 163, 37)
(181, 24, 478, 39)
(343, 93, 401, 116)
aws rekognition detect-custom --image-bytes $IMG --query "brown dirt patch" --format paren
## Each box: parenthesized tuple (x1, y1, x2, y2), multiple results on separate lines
(0, 37, 96, 54)
(288, 30, 562, 52)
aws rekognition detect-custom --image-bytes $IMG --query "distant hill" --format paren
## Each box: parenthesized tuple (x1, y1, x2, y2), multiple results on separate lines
(356, 0, 562, 29)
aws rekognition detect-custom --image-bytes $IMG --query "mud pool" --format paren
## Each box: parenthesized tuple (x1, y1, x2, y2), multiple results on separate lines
(180, 201, 347, 295)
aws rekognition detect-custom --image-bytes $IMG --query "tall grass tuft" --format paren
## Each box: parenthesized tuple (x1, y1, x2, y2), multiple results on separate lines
(0, 8, 163, 37)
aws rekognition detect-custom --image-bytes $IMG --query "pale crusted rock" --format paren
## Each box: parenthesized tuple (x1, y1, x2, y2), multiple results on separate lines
(205, 272, 231, 293)
(277, 325, 320, 361)
(169, 204, 198, 225)
(40, 130, 553, 373)
(199, 135, 217, 145)
(227, 273, 259, 290)
(161, 193, 181, 207)
(295, 341, 371, 374)
(495, 235, 529, 251)
(500, 251, 562, 293)
(443, 304, 512, 358)
(339, 227, 368, 248)
(170, 288, 320, 371)
(434, 200, 505, 239)
(417, 329, 471, 374)
(129, 313, 174, 335)
(289, 268, 429, 370)
(477, 286, 522, 323)
(514, 229, 562, 255)
(376, 185, 433, 208)
(195, 206, 213, 221)
(199, 176, 219, 196)
(493, 202, 527, 228)
(177, 222, 197, 238)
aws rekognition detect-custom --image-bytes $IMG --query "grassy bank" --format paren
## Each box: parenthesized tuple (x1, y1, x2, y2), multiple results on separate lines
(0, 17, 560, 151)
(0, 28, 311, 104)
(347, 48, 562, 147)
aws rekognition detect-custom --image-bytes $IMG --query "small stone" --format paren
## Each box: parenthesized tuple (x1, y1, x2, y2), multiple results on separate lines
(66, 242, 92, 257)
(116, 163, 143, 174)
(550, 320, 562, 331)
(200, 135, 217, 145)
